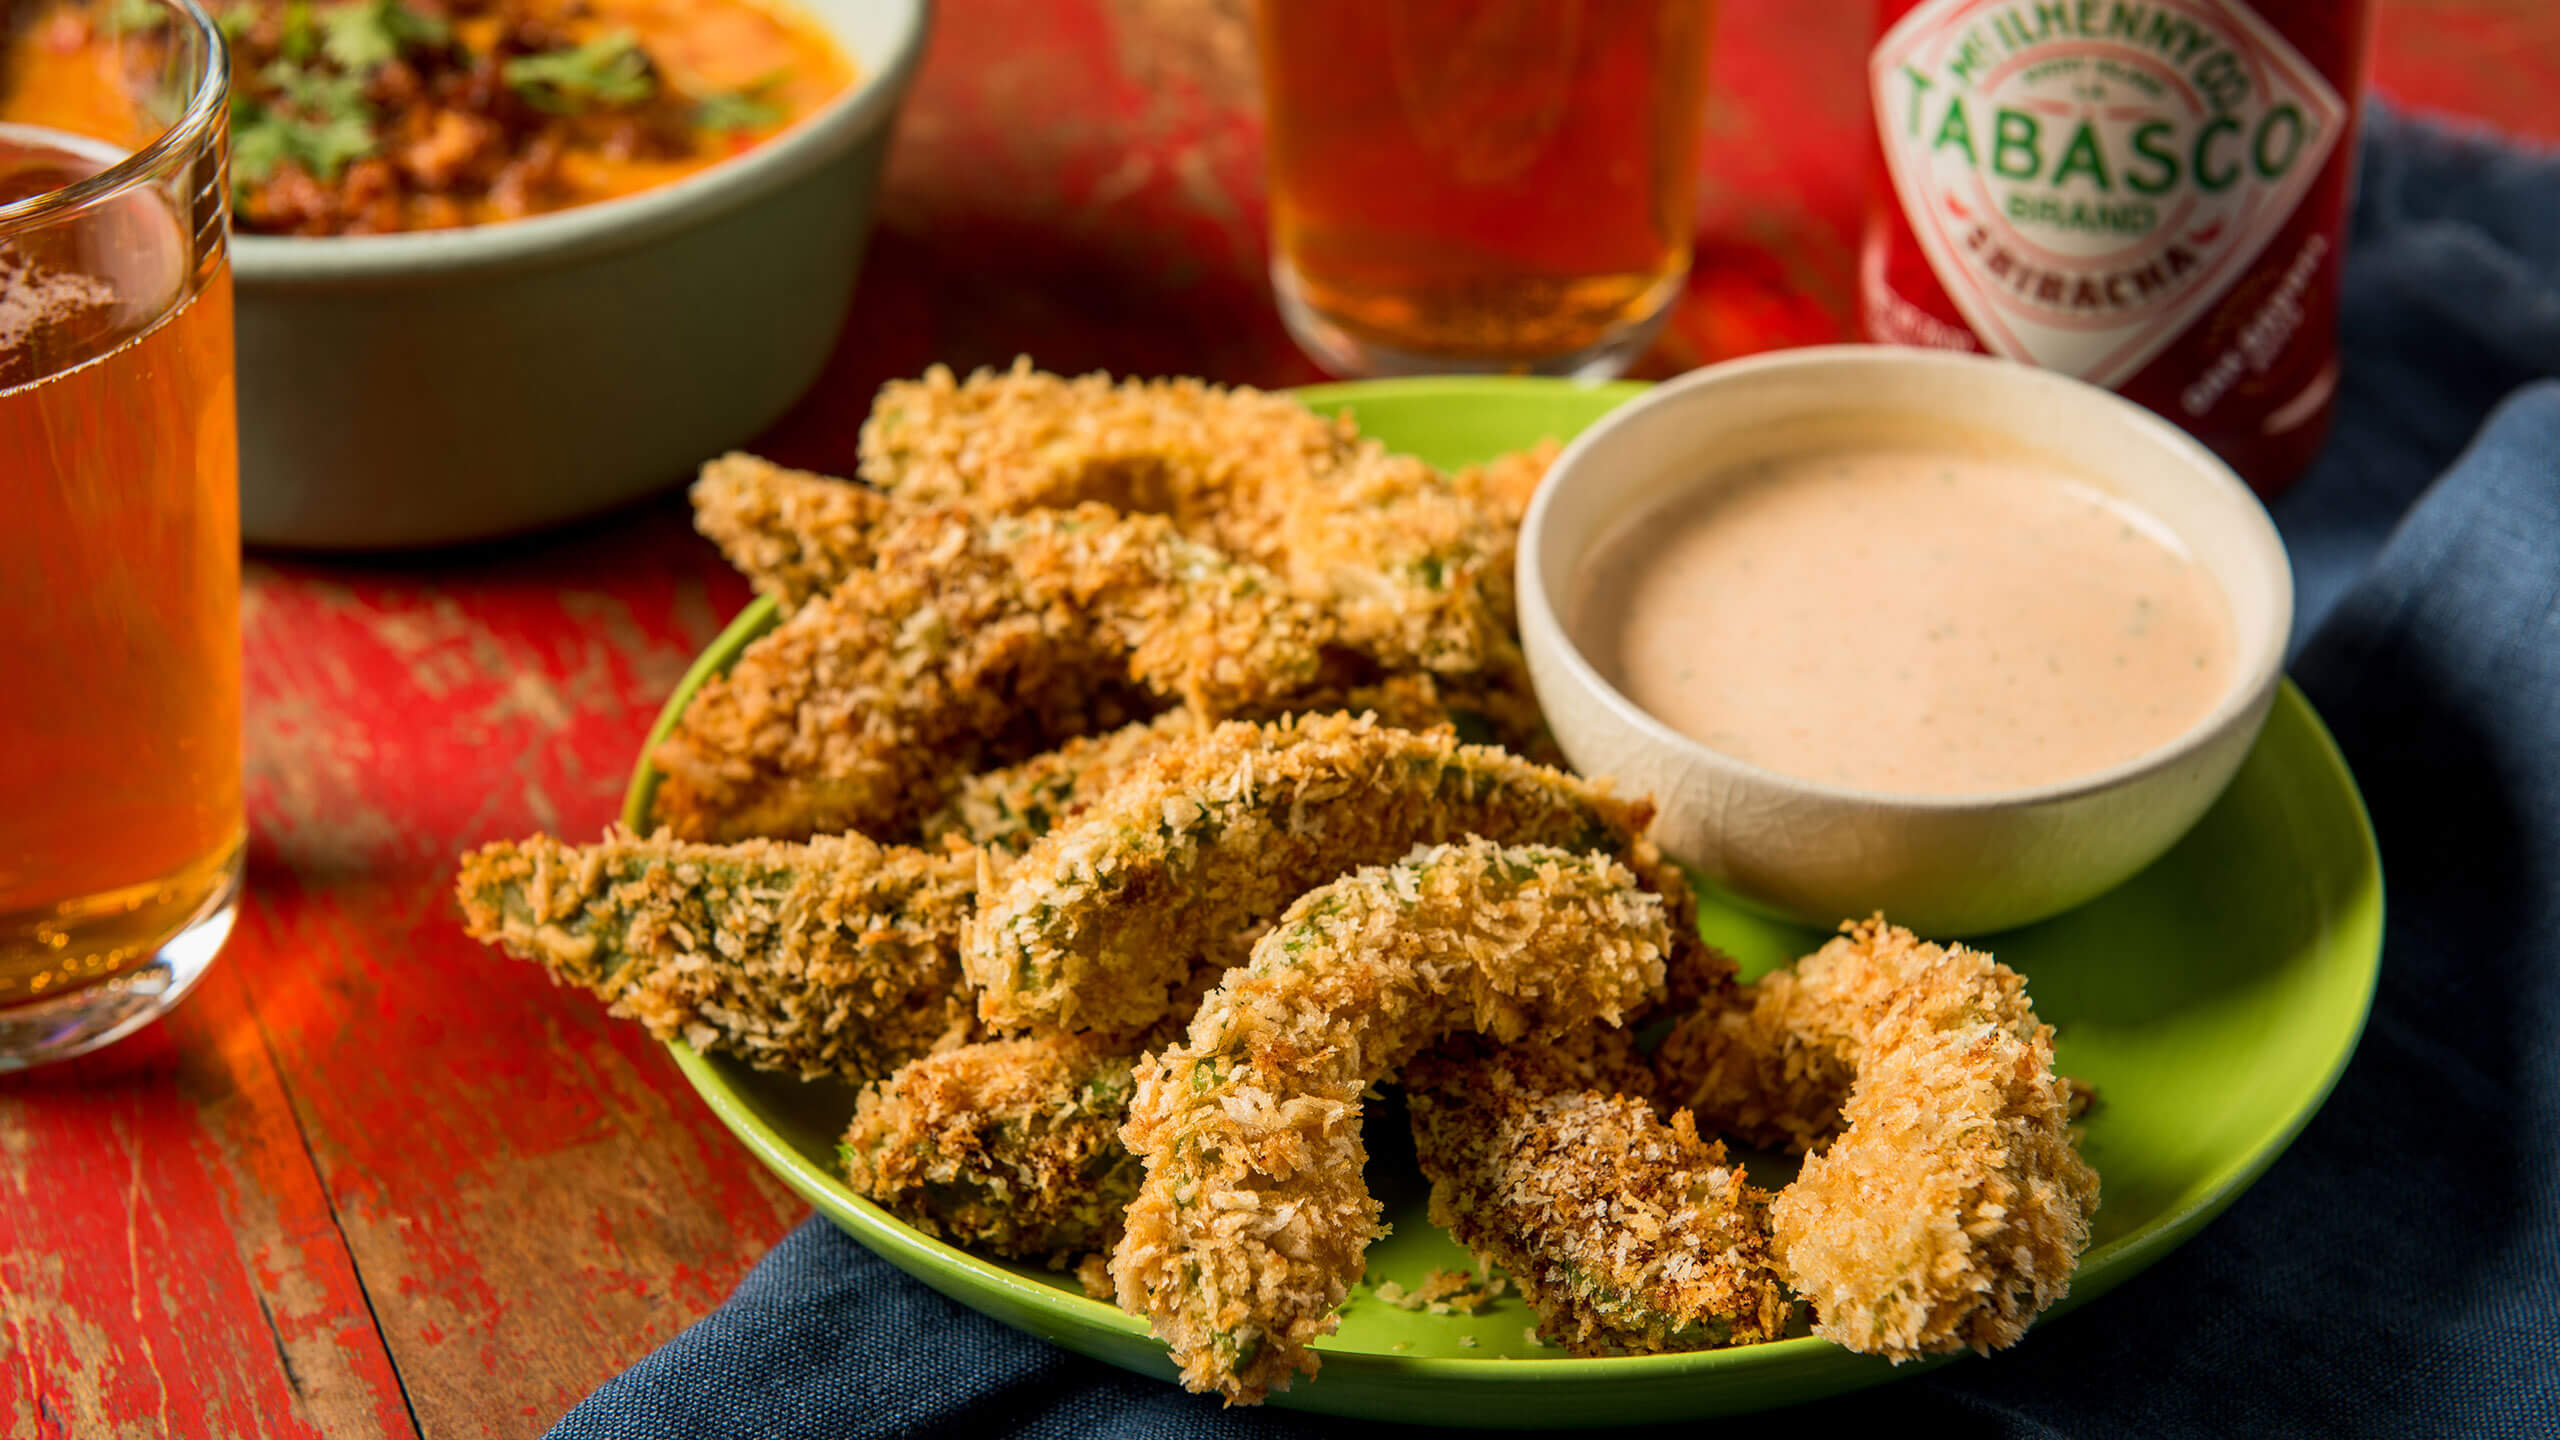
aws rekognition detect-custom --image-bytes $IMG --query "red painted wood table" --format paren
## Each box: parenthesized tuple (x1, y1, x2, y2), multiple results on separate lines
(6, 2, 2553, 1434)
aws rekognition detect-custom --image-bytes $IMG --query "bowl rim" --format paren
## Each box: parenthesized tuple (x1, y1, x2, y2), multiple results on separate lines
(0, 0, 229, 234)
(1517, 343, 2296, 815)
(231, 0, 931, 281)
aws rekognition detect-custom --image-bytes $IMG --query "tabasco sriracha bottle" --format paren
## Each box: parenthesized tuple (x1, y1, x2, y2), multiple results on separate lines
(1862, 1, 2372, 495)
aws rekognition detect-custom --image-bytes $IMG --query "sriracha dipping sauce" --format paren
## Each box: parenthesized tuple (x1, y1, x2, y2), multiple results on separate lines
(1860, 0, 2372, 495)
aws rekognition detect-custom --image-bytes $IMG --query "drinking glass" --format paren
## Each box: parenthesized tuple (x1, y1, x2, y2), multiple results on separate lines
(0, 0, 239, 1068)
(1257, 0, 1714, 378)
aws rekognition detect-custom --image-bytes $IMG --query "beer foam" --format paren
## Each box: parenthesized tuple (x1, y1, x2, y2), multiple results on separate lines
(0, 124, 186, 390)
(0, 246, 117, 355)
(0, 245, 114, 345)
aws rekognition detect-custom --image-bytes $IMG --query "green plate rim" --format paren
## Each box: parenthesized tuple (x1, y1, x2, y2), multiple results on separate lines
(620, 375, 2384, 1400)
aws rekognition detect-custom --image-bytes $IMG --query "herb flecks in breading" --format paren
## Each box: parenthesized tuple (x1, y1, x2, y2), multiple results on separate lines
(1408, 1037, 1793, 1356)
(1113, 840, 1670, 1404)
(687, 452, 896, 611)
(454, 828, 975, 1081)
(650, 504, 1337, 844)
(921, 678, 1462, 857)
(856, 361, 1548, 728)
(966, 712, 1718, 1037)
(842, 1033, 1148, 1268)
(1655, 918, 2100, 1361)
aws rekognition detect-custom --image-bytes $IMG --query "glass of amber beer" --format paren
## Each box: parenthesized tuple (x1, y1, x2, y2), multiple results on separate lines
(1257, 0, 1713, 378)
(0, 0, 237, 1068)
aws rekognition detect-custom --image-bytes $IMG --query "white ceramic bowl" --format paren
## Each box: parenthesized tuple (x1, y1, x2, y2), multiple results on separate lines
(1518, 346, 2292, 936)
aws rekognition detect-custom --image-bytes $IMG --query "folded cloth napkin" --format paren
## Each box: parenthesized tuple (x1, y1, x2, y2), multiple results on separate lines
(550, 103, 2560, 1440)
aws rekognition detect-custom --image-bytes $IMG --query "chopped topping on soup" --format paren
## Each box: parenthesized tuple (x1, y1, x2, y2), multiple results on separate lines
(0, 0, 852, 235)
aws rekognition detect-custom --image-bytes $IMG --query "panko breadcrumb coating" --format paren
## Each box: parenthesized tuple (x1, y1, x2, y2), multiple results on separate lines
(920, 708, 1221, 857)
(964, 712, 1709, 1037)
(918, 676, 1461, 855)
(1262, 445, 1521, 679)
(1731, 918, 2099, 1360)
(1450, 438, 1560, 536)
(687, 444, 1559, 758)
(858, 360, 1364, 535)
(689, 453, 895, 612)
(453, 830, 975, 1081)
(1113, 840, 1671, 1404)
(1656, 926, 2098, 1153)
(1406, 1037, 1793, 1357)
(1392, 430, 1546, 671)
(1654, 962, 1865, 1154)
(858, 362, 1536, 687)
(841, 1033, 1147, 1268)
(650, 504, 1336, 843)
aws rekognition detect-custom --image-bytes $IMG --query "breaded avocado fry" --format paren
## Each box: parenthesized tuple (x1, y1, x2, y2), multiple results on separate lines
(857, 360, 1366, 535)
(965, 712, 1715, 1036)
(841, 1033, 1147, 1269)
(1405, 1037, 1793, 1357)
(649, 504, 1335, 843)
(689, 452, 894, 611)
(919, 676, 1463, 855)
(1112, 840, 1670, 1404)
(1652, 965, 1865, 1154)
(857, 361, 1540, 696)
(1758, 918, 2099, 1361)
(454, 829, 976, 1082)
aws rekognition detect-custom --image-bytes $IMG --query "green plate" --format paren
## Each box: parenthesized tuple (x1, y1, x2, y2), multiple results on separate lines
(622, 377, 2383, 1427)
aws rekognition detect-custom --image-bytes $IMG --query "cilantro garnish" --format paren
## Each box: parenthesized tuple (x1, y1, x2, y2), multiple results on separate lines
(227, 105, 375, 199)
(261, 57, 370, 122)
(695, 89, 783, 132)
(227, 94, 292, 190)
(318, 0, 449, 71)
(276, 0, 320, 62)
(694, 69, 790, 131)
(229, 58, 378, 200)
(223, 0, 453, 207)
(503, 31, 656, 112)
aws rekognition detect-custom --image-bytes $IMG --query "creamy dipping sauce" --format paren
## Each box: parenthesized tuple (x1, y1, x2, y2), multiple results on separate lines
(1574, 442, 2235, 795)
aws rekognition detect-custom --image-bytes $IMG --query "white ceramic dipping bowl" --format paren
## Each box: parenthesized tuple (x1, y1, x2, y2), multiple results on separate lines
(1519, 346, 2293, 936)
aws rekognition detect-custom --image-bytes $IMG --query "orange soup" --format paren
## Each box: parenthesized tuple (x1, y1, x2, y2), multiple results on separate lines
(1, 0, 854, 235)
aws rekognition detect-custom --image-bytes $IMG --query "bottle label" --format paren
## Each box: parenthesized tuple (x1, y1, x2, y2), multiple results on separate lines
(1870, 0, 2346, 388)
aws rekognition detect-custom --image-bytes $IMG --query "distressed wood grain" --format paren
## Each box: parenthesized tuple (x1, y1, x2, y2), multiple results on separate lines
(0, 959, 411, 1439)
(5, 2, 2553, 1435)
(231, 513, 804, 1440)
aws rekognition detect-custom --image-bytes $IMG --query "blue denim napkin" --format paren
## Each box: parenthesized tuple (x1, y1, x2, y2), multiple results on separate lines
(550, 105, 2560, 1439)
